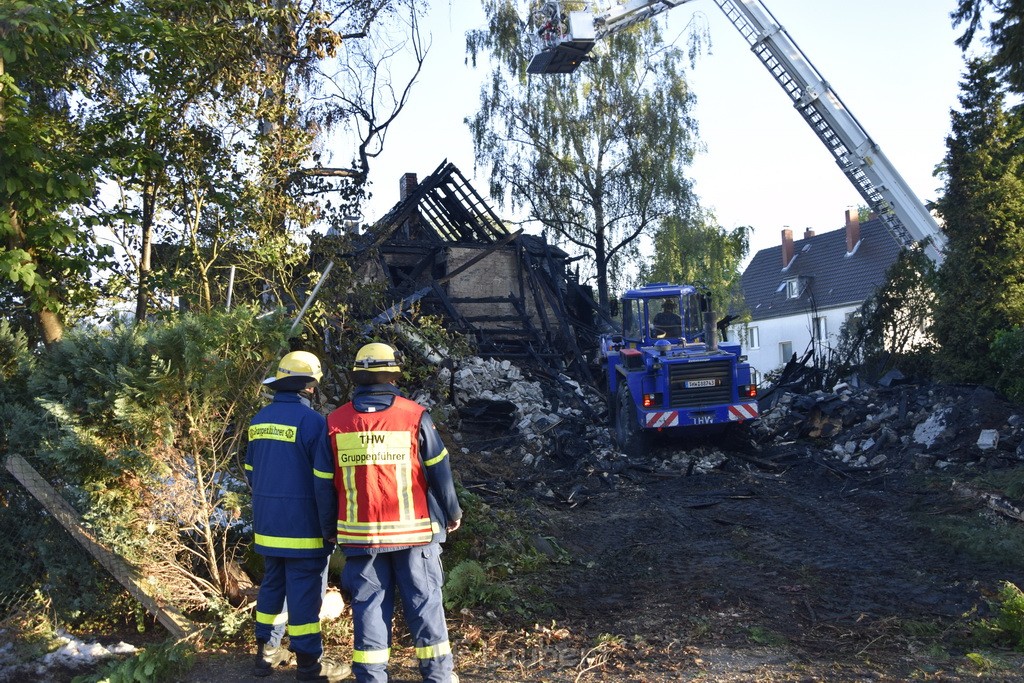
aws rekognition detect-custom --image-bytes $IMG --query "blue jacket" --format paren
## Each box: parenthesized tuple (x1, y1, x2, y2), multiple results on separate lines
(245, 391, 337, 558)
(339, 384, 463, 556)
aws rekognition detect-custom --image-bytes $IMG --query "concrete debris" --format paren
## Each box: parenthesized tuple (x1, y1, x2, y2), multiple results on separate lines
(441, 357, 562, 445)
(913, 407, 952, 449)
(422, 352, 1023, 508)
(660, 448, 728, 475)
(977, 429, 999, 450)
(756, 382, 1023, 473)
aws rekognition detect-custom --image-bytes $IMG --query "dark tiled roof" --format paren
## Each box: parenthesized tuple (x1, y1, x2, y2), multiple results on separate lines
(740, 218, 901, 322)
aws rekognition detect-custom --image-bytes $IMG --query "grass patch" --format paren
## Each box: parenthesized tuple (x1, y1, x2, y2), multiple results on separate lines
(971, 467, 1024, 501)
(923, 513, 1024, 567)
(909, 470, 1024, 569)
(962, 650, 1015, 675)
(970, 581, 1024, 650)
(442, 487, 564, 615)
(747, 625, 788, 647)
(900, 618, 944, 638)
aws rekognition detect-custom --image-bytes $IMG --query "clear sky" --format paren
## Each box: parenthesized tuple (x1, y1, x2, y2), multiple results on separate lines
(353, 0, 973, 268)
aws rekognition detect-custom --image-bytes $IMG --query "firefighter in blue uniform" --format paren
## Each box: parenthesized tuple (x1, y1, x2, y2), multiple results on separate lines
(327, 343, 462, 683)
(246, 351, 351, 682)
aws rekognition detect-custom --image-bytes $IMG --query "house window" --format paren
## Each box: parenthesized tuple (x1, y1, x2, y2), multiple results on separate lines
(784, 279, 801, 299)
(780, 340, 793, 364)
(745, 326, 760, 349)
(813, 316, 827, 341)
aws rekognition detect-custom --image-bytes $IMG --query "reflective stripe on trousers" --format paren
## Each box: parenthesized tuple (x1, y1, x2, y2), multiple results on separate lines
(254, 555, 330, 657)
(342, 544, 454, 683)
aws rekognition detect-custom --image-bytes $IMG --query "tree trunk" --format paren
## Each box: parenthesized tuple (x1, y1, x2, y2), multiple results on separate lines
(7, 210, 65, 345)
(2, 55, 64, 345)
(37, 308, 64, 345)
(135, 180, 156, 324)
(593, 192, 609, 313)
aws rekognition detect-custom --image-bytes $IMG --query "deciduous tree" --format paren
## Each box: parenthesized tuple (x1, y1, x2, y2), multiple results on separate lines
(642, 206, 748, 315)
(0, 1, 116, 345)
(467, 0, 706, 310)
(2, 0, 428, 340)
(94, 0, 427, 321)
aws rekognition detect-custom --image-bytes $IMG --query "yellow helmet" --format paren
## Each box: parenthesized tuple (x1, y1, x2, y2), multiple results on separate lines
(352, 343, 402, 374)
(263, 350, 323, 387)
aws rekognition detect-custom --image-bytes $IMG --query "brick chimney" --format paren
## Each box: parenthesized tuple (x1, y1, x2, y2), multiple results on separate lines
(400, 173, 418, 201)
(781, 228, 794, 268)
(804, 228, 815, 239)
(845, 208, 861, 252)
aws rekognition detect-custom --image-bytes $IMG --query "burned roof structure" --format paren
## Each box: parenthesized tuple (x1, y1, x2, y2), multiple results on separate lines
(351, 161, 607, 381)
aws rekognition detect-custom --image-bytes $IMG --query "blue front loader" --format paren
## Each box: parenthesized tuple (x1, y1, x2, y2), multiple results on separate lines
(600, 284, 758, 455)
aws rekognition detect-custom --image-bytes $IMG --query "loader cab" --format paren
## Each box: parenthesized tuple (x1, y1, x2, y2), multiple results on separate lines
(620, 284, 708, 345)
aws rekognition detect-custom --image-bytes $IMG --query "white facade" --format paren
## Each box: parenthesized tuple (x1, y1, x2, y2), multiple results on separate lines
(731, 218, 902, 384)
(730, 303, 859, 381)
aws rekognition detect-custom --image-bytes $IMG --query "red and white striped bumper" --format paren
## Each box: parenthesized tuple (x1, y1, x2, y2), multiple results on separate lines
(645, 411, 679, 428)
(728, 403, 759, 421)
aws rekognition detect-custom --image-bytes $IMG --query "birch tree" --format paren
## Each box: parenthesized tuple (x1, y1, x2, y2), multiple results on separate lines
(467, 0, 706, 310)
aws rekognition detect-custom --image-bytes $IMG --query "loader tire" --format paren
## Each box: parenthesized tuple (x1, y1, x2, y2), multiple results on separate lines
(614, 383, 650, 458)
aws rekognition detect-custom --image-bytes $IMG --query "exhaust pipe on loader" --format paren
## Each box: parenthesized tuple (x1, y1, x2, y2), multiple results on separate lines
(704, 308, 718, 352)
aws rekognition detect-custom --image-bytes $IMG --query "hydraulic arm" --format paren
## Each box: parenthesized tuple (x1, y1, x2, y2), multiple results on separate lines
(528, 0, 947, 264)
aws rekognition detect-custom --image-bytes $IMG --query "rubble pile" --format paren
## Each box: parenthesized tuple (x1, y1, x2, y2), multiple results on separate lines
(412, 356, 639, 505)
(657, 448, 730, 475)
(427, 356, 775, 504)
(413, 351, 1024, 507)
(437, 357, 609, 459)
(448, 358, 559, 443)
(756, 381, 1024, 474)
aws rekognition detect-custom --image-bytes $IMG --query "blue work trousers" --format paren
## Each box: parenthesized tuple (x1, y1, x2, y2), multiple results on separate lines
(255, 555, 331, 657)
(342, 544, 454, 682)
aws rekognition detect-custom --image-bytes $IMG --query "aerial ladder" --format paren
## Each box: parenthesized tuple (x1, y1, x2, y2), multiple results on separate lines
(527, 0, 948, 265)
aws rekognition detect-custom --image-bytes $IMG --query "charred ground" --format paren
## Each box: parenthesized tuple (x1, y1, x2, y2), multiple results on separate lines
(419, 380, 1024, 682)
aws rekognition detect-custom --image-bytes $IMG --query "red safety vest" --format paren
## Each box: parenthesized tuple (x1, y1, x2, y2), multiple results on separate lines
(327, 396, 434, 547)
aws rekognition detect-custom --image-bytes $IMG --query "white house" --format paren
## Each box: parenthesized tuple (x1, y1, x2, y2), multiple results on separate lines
(730, 210, 901, 379)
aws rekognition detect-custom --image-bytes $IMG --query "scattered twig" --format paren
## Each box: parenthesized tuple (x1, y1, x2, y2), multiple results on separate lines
(574, 640, 619, 683)
(803, 595, 818, 624)
(952, 480, 1024, 523)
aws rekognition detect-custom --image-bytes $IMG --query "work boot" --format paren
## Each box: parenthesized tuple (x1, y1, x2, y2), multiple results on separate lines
(254, 641, 295, 677)
(294, 652, 352, 681)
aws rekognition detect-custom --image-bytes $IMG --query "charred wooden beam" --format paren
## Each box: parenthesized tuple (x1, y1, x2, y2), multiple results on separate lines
(449, 296, 524, 304)
(366, 287, 432, 329)
(520, 249, 554, 341)
(429, 281, 474, 335)
(462, 315, 528, 323)
(530, 243, 593, 384)
(389, 247, 441, 291)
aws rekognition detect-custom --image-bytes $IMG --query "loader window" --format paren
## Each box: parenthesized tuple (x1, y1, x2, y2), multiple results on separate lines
(682, 293, 704, 341)
(622, 299, 643, 339)
(650, 297, 683, 339)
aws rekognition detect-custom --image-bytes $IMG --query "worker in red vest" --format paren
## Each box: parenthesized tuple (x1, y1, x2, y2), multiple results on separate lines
(327, 343, 462, 683)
